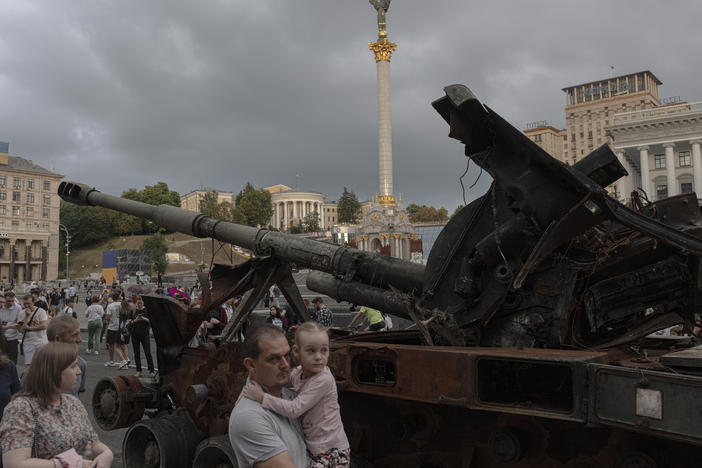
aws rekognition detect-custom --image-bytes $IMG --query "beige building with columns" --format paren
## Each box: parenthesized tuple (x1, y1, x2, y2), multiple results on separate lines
(524, 125, 567, 162)
(0, 143, 62, 283)
(607, 101, 702, 202)
(562, 71, 661, 165)
(265, 185, 327, 231)
(180, 188, 234, 212)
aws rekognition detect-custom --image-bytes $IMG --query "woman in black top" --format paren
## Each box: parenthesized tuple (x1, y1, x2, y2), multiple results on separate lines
(131, 299, 155, 378)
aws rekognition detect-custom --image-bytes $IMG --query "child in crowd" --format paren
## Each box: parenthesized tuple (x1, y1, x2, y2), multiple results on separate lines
(242, 321, 350, 468)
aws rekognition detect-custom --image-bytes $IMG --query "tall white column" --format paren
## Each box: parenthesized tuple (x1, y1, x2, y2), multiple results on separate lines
(638, 146, 651, 197)
(692, 140, 702, 198)
(376, 60, 393, 199)
(283, 202, 289, 231)
(664, 143, 677, 196)
(615, 150, 630, 201)
(369, 39, 397, 206)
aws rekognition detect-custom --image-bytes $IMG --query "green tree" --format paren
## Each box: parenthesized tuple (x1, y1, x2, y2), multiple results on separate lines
(406, 203, 420, 218)
(199, 191, 230, 220)
(235, 183, 273, 227)
(141, 182, 181, 207)
(141, 233, 168, 275)
(452, 204, 465, 218)
(59, 201, 113, 271)
(302, 211, 321, 232)
(337, 187, 361, 224)
(408, 205, 449, 223)
(59, 201, 112, 247)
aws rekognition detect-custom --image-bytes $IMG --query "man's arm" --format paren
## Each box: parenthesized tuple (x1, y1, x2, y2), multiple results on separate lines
(255, 452, 299, 468)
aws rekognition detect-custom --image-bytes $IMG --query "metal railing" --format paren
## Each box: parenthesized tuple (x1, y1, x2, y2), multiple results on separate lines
(614, 101, 702, 125)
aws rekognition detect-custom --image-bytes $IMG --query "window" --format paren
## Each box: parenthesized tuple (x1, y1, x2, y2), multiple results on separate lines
(41, 223, 49, 232)
(26, 193, 34, 204)
(11, 220, 19, 228)
(43, 181, 50, 191)
(43, 194, 50, 205)
(12, 178, 21, 189)
(680, 151, 691, 167)
(26, 222, 32, 231)
(681, 182, 693, 193)
(0, 206, 5, 215)
(0, 191, 5, 201)
(26, 207, 33, 217)
(0, 176, 5, 187)
(11, 206, 19, 216)
(656, 184, 668, 199)
(42, 208, 49, 218)
(533, 134, 542, 142)
(654, 154, 666, 169)
(27, 179, 34, 189)
(12, 192, 20, 202)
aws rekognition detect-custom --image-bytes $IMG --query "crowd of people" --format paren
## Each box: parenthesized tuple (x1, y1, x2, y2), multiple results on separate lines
(0, 276, 393, 467)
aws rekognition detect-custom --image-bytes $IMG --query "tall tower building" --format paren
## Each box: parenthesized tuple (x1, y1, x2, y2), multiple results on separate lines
(562, 71, 662, 165)
(357, 1, 417, 261)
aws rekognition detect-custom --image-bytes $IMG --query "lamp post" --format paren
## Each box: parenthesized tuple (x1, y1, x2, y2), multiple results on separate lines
(59, 224, 70, 280)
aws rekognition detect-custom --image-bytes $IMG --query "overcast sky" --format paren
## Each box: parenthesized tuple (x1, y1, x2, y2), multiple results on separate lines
(1, 1, 701, 211)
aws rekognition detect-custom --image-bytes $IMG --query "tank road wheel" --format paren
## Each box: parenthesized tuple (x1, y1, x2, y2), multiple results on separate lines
(123, 413, 204, 468)
(192, 435, 238, 468)
(616, 451, 659, 468)
(92, 375, 145, 430)
(487, 427, 527, 465)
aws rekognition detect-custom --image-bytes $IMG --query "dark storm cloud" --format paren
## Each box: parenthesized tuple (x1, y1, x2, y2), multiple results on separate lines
(1, 1, 701, 211)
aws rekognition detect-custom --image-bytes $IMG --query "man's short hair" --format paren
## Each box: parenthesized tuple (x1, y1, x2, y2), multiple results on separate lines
(242, 324, 286, 361)
(4, 291, 15, 298)
(47, 315, 80, 342)
(23, 294, 34, 302)
(311, 296, 323, 305)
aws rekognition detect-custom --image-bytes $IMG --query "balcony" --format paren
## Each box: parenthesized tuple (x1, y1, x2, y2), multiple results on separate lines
(613, 101, 702, 125)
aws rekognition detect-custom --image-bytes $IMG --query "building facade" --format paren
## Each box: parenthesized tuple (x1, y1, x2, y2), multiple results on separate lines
(562, 71, 662, 165)
(180, 189, 234, 212)
(523, 125, 566, 161)
(265, 185, 326, 231)
(323, 202, 339, 227)
(0, 142, 62, 283)
(607, 102, 702, 203)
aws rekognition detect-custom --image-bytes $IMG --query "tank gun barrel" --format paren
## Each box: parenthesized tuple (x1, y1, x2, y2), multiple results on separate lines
(57, 182, 424, 293)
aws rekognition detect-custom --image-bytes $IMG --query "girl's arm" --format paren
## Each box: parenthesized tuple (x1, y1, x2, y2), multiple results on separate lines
(243, 375, 329, 418)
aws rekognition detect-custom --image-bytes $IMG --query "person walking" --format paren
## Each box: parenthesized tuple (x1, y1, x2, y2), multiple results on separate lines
(131, 299, 156, 379)
(85, 295, 104, 355)
(0, 342, 114, 467)
(104, 292, 128, 368)
(117, 299, 132, 369)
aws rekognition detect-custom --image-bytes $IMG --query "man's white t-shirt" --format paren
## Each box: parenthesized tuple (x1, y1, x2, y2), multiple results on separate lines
(106, 302, 121, 331)
(22, 307, 48, 345)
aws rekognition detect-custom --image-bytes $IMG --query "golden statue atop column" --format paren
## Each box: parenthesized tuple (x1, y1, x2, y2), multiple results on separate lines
(368, 0, 397, 62)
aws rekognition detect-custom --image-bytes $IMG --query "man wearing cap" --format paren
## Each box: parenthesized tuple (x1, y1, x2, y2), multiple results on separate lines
(310, 297, 333, 327)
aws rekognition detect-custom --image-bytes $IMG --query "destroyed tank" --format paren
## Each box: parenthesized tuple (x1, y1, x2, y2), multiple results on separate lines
(60, 85, 702, 467)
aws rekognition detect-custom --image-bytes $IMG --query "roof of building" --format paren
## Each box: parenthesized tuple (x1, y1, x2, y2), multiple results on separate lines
(562, 70, 662, 91)
(271, 189, 325, 196)
(182, 188, 233, 197)
(524, 125, 565, 134)
(4, 156, 61, 177)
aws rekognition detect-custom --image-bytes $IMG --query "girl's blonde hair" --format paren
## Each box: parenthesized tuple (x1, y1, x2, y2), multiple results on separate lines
(294, 321, 328, 345)
(21, 342, 77, 407)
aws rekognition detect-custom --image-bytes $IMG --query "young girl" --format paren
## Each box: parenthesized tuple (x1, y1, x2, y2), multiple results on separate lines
(242, 321, 350, 468)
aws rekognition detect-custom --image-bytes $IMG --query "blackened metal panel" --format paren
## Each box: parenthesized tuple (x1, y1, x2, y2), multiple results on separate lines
(590, 364, 702, 446)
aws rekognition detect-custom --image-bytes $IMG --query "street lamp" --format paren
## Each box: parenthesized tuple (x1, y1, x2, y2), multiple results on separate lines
(59, 224, 70, 280)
